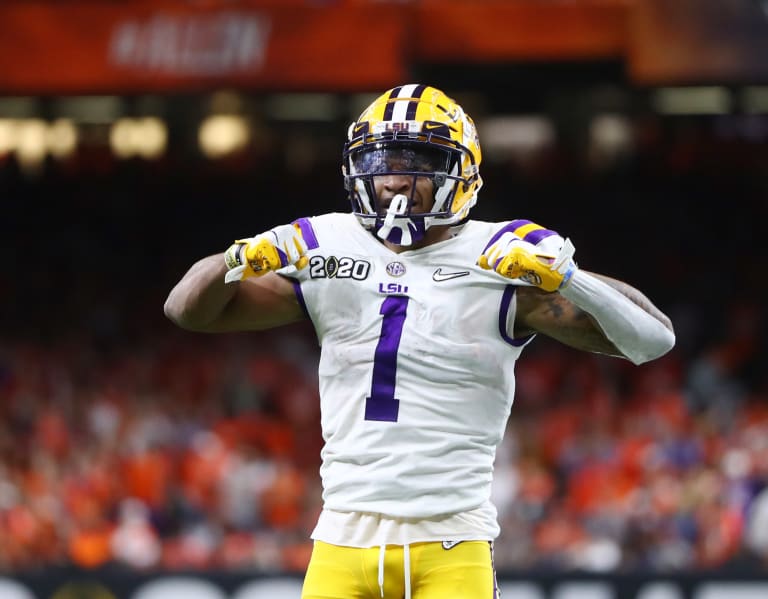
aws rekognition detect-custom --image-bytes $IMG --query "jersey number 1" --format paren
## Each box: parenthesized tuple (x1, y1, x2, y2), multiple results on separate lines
(365, 296, 409, 422)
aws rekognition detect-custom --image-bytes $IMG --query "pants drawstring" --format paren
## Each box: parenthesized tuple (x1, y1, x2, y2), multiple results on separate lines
(403, 543, 412, 599)
(378, 544, 386, 598)
(377, 543, 412, 599)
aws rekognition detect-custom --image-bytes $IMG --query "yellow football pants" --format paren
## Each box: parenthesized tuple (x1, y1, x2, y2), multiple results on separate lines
(301, 540, 500, 599)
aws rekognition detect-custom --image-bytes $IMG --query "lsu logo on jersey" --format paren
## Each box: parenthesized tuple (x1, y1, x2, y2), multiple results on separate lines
(309, 255, 371, 280)
(378, 282, 408, 294)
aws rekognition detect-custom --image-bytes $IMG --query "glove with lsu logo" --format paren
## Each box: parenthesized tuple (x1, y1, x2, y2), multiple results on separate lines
(224, 223, 309, 284)
(477, 223, 577, 292)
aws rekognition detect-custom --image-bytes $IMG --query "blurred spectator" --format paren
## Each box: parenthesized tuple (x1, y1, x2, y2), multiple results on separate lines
(110, 498, 162, 569)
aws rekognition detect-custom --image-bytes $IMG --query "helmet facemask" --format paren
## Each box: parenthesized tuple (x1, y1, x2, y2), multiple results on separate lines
(343, 84, 483, 246)
(344, 141, 463, 245)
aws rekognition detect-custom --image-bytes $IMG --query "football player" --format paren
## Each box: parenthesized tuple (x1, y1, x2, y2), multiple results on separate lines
(165, 84, 675, 599)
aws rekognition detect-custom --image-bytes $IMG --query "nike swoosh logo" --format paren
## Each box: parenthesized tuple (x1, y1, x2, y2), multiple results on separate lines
(442, 541, 463, 550)
(433, 268, 470, 282)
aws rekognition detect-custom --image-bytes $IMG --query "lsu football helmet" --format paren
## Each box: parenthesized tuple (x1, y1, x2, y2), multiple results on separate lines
(343, 84, 483, 245)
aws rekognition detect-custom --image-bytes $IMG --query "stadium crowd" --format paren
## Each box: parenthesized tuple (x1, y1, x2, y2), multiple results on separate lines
(1, 317, 767, 574)
(1, 111, 767, 575)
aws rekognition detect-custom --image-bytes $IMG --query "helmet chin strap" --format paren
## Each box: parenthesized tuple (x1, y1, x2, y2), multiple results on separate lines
(376, 194, 415, 245)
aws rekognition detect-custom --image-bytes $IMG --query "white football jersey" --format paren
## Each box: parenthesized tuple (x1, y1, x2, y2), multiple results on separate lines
(287, 213, 534, 520)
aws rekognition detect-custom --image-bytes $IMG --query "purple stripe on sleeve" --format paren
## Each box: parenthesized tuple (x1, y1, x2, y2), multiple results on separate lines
(508, 219, 533, 230)
(481, 220, 531, 254)
(292, 217, 319, 250)
(499, 285, 534, 347)
(523, 228, 556, 246)
(290, 279, 310, 320)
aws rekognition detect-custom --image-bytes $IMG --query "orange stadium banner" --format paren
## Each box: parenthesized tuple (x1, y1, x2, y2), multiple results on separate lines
(415, 0, 629, 61)
(1, 0, 764, 93)
(0, 1, 408, 94)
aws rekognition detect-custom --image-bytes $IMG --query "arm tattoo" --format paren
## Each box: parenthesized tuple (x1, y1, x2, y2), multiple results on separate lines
(541, 293, 566, 320)
(517, 287, 622, 356)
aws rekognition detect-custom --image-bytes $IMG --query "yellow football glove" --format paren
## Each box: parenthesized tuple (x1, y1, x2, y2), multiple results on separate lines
(478, 232, 577, 292)
(224, 223, 309, 284)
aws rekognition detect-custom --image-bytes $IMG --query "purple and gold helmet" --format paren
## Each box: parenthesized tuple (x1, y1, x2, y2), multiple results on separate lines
(343, 84, 483, 244)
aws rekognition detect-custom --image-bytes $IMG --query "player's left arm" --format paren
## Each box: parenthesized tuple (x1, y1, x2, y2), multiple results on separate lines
(478, 221, 675, 365)
(514, 273, 675, 363)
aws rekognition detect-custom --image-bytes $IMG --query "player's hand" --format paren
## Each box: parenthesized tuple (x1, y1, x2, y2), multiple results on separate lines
(477, 230, 577, 292)
(224, 223, 309, 284)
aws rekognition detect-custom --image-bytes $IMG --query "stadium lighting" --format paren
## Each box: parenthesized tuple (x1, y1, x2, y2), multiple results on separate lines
(198, 114, 250, 158)
(110, 118, 134, 158)
(15, 118, 48, 168)
(134, 117, 167, 159)
(0, 119, 17, 154)
(589, 114, 633, 166)
(46, 119, 79, 159)
(0, 118, 79, 163)
(110, 117, 167, 159)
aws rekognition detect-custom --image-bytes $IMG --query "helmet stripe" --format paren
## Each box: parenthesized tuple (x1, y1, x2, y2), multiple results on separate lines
(382, 85, 403, 120)
(391, 83, 419, 121)
(406, 84, 427, 119)
(384, 83, 425, 122)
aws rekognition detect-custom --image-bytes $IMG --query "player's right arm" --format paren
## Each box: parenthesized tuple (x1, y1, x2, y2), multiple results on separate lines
(164, 255, 305, 332)
(164, 223, 309, 332)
